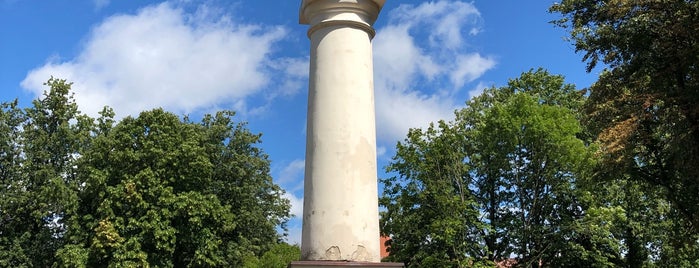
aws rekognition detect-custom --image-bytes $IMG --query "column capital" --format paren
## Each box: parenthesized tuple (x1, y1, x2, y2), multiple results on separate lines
(299, 0, 385, 26)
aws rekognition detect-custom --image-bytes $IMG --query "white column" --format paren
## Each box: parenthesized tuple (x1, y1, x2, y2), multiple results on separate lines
(299, 0, 385, 262)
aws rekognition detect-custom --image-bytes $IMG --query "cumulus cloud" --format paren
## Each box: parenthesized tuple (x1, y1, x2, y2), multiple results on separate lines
(376, 146, 387, 158)
(390, 1, 481, 49)
(375, 87, 455, 143)
(267, 57, 309, 99)
(21, 2, 295, 118)
(283, 192, 304, 219)
(451, 53, 496, 88)
(273, 159, 305, 219)
(373, 1, 496, 142)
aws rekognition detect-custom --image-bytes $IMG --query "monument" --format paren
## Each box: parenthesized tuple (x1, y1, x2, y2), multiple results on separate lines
(289, 0, 402, 267)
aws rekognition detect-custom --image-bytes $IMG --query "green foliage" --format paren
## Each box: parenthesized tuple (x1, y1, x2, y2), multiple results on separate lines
(259, 243, 301, 268)
(241, 242, 300, 268)
(380, 69, 648, 267)
(551, 0, 699, 265)
(551, 0, 699, 232)
(464, 70, 615, 267)
(0, 78, 291, 267)
(381, 69, 620, 267)
(0, 99, 28, 267)
(0, 78, 88, 267)
(380, 120, 490, 267)
(382, 61, 699, 265)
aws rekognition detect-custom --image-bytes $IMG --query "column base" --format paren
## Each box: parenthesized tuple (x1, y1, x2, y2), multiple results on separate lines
(288, 261, 404, 268)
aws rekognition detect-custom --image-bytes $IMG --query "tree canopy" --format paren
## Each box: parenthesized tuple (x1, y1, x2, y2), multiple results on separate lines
(0, 78, 291, 267)
(380, 68, 699, 267)
(382, 69, 603, 267)
(551, 0, 699, 231)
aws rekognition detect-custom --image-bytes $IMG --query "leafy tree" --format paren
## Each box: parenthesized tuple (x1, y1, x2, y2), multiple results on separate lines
(0, 99, 30, 267)
(482, 94, 587, 266)
(199, 111, 291, 258)
(380, 120, 491, 267)
(550, 0, 699, 232)
(551, 1, 699, 264)
(0, 78, 91, 267)
(0, 79, 291, 267)
(380, 69, 614, 267)
(456, 69, 594, 265)
(244, 242, 300, 268)
(56, 108, 290, 267)
(460, 70, 618, 267)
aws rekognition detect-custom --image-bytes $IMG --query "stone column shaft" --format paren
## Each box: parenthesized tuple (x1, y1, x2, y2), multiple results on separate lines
(299, 0, 385, 262)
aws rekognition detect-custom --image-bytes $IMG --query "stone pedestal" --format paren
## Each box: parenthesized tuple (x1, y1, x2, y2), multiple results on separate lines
(298, 0, 393, 265)
(289, 261, 404, 268)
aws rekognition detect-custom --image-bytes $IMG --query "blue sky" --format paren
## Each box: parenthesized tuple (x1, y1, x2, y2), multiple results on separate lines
(0, 0, 599, 244)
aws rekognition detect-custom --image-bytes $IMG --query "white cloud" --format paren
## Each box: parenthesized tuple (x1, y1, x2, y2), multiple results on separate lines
(451, 53, 496, 88)
(275, 159, 305, 244)
(283, 192, 304, 219)
(375, 88, 455, 142)
(389, 1, 481, 50)
(373, 25, 440, 92)
(373, 1, 495, 143)
(21, 2, 289, 119)
(267, 57, 309, 98)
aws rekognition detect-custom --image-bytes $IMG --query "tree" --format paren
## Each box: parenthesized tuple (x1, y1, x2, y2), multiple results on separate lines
(480, 94, 587, 266)
(243, 242, 300, 268)
(380, 69, 613, 267)
(55, 108, 290, 267)
(551, 1, 699, 264)
(380, 120, 491, 268)
(0, 99, 31, 266)
(0, 78, 291, 267)
(550, 0, 699, 232)
(461, 70, 620, 267)
(0, 78, 91, 267)
(455, 69, 596, 265)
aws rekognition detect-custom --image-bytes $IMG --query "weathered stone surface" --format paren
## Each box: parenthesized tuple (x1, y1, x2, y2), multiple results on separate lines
(299, 0, 384, 263)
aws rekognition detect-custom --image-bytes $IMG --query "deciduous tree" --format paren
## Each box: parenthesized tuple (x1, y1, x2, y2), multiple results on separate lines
(380, 120, 490, 267)
(0, 78, 91, 267)
(380, 69, 612, 267)
(0, 78, 291, 267)
(551, 0, 699, 232)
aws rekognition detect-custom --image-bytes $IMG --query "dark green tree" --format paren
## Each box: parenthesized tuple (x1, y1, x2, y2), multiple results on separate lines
(0, 99, 30, 266)
(0, 78, 92, 267)
(551, 1, 699, 265)
(550, 0, 699, 232)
